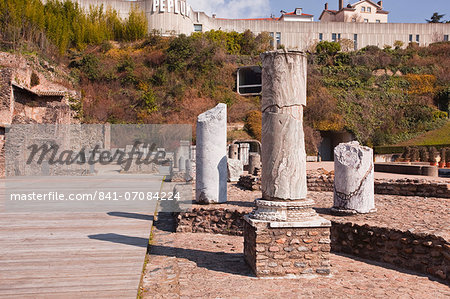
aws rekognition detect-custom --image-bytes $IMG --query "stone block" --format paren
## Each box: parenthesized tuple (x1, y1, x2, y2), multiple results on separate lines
(227, 158, 243, 182)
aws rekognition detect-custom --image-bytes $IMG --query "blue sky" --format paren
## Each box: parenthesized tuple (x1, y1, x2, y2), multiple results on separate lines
(189, 0, 450, 23)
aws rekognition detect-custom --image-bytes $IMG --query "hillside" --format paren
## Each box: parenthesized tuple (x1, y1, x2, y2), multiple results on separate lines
(396, 121, 450, 146)
(1, 0, 449, 154)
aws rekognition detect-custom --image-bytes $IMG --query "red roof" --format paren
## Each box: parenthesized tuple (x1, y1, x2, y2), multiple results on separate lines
(283, 11, 313, 17)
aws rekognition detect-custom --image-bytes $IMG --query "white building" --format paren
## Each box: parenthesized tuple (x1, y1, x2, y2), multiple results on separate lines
(319, 0, 388, 23)
(74, 0, 450, 50)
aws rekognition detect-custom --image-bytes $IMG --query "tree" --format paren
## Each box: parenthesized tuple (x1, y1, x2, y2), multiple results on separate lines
(426, 12, 445, 23)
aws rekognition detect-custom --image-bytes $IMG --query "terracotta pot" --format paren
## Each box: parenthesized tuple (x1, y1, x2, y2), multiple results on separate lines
(447, 162, 450, 168)
(438, 162, 445, 168)
(430, 162, 438, 166)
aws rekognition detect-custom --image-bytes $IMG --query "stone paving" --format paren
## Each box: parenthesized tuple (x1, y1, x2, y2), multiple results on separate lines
(141, 212, 450, 298)
(224, 184, 450, 240)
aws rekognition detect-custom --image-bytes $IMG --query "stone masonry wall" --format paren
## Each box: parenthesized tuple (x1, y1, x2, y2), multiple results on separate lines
(0, 68, 12, 123)
(331, 222, 450, 283)
(307, 172, 449, 198)
(175, 209, 449, 282)
(175, 208, 247, 236)
(243, 221, 331, 277)
(240, 170, 449, 198)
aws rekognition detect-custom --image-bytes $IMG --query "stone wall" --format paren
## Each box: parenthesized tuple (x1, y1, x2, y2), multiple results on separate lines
(0, 68, 13, 124)
(331, 222, 449, 283)
(175, 208, 449, 282)
(307, 171, 449, 198)
(241, 170, 449, 198)
(307, 170, 334, 192)
(243, 221, 331, 277)
(175, 208, 247, 236)
(375, 179, 449, 198)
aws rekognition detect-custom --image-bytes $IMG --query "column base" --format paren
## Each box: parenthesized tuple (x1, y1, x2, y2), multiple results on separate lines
(243, 215, 332, 277)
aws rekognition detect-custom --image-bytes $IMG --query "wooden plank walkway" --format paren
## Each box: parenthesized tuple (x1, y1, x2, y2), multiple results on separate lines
(0, 211, 154, 298)
(0, 174, 160, 299)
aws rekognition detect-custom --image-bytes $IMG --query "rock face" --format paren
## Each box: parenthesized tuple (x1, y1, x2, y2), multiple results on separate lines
(195, 103, 227, 204)
(227, 158, 243, 182)
(333, 141, 375, 214)
(261, 50, 307, 201)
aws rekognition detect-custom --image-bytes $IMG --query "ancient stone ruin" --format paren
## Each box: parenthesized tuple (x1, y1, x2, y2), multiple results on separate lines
(333, 141, 375, 214)
(195, 103, 227, 204)
(243, 50, 331, 277)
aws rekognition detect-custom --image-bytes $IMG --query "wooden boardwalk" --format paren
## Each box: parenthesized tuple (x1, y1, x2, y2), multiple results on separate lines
(0, 211, 153, 298)
(0, 173, 161, 299)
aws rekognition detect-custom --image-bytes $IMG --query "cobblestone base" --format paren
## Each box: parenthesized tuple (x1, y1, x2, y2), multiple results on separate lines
(243, 220, 331, 277)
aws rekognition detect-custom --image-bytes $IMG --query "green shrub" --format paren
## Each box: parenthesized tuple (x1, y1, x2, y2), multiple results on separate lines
(419, 147, 429, 162)
(166, 34, 194, 72)
(244, 110, 262, 141)
(428, 147, 438, 162)
(316, 41, 341, 55)
(30, 71, 40, 87)
(80, 54, 100, 81)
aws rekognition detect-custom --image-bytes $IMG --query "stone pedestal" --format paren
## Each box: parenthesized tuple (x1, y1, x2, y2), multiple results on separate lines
(195, 103, 227, 204)
(333, 141, 375, 214)
(244, 50, 331, 277)
(244, 217, 331, 277)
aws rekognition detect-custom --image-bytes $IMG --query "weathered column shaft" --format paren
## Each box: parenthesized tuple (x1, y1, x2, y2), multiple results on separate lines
(261, 51, 307, 201)
(195, 103, 227, 204)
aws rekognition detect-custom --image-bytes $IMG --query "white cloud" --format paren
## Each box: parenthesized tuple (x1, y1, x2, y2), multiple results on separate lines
(188, 0, 271, 19)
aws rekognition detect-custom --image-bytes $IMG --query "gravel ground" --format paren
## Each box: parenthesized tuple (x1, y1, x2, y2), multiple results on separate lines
(142, 212, 450, 298)
(141, 180, 450, 298)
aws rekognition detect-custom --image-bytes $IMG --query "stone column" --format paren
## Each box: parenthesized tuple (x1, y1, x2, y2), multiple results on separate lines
(332, 141, 375, 214)
(178, 156, 186, 171)
(229, 144, 239, 159)
(239, 143, 250, 166)
(244, 50, 331, 277)
(195, 103, 227, 204)
(174, 140, 190, 168)
(248, 153, 261, 176)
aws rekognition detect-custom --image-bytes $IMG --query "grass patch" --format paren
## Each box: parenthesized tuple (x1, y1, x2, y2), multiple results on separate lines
(396, 121, 450, 146)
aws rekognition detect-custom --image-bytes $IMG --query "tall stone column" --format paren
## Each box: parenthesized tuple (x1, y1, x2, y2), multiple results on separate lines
(244, 50, 331, 277)
(195, 103, 227, 204)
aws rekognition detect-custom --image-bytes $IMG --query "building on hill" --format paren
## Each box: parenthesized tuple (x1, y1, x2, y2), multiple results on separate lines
(319, 0, 388, 23)
(73, 0, 449, 50)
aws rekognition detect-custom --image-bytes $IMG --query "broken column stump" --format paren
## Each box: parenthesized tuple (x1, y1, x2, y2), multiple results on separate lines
(332, 141, 375, 214)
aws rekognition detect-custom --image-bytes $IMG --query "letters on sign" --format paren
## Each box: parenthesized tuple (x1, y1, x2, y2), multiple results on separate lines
(153, 0, 191, 17)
